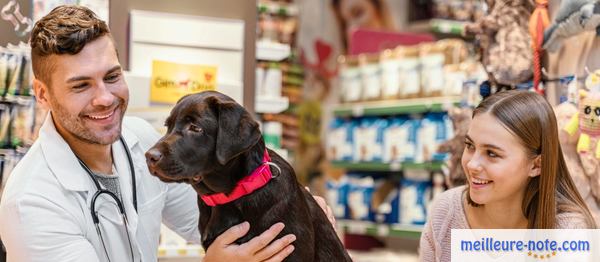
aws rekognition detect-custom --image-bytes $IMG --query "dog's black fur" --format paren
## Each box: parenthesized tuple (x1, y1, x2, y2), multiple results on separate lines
(146, 91, 352, 261)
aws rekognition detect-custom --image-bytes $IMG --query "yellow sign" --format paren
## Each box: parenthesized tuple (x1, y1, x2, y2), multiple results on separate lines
(150, 60, 218, 104)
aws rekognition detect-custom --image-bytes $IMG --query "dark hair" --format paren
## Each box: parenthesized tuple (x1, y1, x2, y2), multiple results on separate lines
(30, 5, 110, 84)
(466, 90, 596, 229)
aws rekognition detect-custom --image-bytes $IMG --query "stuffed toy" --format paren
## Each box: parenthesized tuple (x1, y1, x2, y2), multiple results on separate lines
(556, 102, 600, 222)
(437, 107, 472, 188)
(543, 0, 600, 52)
(565, 69, 600, 158)
(464, 0, 535, 86)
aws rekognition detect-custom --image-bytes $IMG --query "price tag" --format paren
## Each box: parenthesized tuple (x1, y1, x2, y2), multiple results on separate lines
(390, 162, 402, 171)
(352, 105, 364, 117)
(377, 224, 390, 236)
(347, 221, 368, 234)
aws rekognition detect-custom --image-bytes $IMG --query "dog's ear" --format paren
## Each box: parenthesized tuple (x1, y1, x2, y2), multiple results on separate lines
(208, 96, 261, 165)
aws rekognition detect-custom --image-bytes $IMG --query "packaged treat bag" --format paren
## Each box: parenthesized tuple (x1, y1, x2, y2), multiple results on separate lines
(338, 56, 362, 102)
(0, 50, 7, 96)
(359, 54, 382, 101)
(379, 49, 402, 100)
(327, 119, 355, 161)
(399, 174, 432, 225)
(383, 117, 415, 163)
(326, 176, 351, 219)
(353, 118, 388, 162)
(347, 175, 376, 221)
(443, 64, 467, 96)
(397, 46, 421, 99)
(420, 43, 445, 97)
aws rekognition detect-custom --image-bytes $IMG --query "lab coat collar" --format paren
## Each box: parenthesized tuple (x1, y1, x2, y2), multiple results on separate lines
(39, 112, 140, 192)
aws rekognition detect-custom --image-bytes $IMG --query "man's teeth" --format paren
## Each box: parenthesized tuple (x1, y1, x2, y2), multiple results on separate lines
(473, 178, 492, 185)
(88, 111, 113, 119)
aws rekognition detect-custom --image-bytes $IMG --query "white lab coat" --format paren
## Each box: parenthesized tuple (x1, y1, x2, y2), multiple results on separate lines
(0, 114, 201, 262)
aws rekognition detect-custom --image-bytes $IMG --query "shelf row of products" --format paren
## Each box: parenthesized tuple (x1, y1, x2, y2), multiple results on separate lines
(327, 112, 453, 164)
(337, 39, 485, 102)
(326, 170, 445, 229)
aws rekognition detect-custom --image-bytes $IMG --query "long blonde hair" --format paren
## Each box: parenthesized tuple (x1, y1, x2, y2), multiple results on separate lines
(468, 90, 596, 229)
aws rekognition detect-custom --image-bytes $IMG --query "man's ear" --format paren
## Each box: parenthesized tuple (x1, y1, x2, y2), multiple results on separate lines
(529, 155, 542, 178)
(208, 96, 261, 165)
(33, 78, 50, 109)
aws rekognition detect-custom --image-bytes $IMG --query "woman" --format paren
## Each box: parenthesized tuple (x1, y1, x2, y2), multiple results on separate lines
(419, 90, 596, 261)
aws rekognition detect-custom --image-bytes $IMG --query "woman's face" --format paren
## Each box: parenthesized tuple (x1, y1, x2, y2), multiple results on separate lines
(339, 0, 384, 30)
(462, 112, 539, 206)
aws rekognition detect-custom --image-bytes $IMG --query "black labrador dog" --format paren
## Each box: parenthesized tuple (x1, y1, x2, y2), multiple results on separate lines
(145, 91, 352, 261)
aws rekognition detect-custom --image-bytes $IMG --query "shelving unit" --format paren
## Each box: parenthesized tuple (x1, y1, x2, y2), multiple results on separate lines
(331, 161, 444, 172)
(334, 96, 461, 117)
(338, 220, 423, 239)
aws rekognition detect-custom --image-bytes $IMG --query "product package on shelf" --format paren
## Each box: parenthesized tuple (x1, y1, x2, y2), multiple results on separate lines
(326, 175, 351, 219)
(382, 116, 413, 163)
(352, 118, 388, 162)
(327, 118, 355, 161)
(417, 113, 453, 163)
(0, 43, 33, 99)
(347, 175, 377, 221)
(399, 170, 432, 226)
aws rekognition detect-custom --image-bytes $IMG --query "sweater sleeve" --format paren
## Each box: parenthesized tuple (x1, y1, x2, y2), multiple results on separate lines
(419, 219, 438, 262)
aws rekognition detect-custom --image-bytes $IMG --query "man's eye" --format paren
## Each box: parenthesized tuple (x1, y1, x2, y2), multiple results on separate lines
(189, 124, 202, 133)
(105, 73, 120, 82)
(73, 83, 89, 89)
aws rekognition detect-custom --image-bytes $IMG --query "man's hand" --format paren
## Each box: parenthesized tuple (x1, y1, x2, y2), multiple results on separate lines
(203, 222, 296, 262)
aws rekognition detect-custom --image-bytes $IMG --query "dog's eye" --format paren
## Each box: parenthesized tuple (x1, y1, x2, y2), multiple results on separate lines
(188, 124, 203, 133)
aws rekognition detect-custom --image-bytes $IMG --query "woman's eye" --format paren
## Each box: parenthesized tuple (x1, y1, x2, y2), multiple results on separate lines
(464, 141, 474, 150)
(487, 150, 498, 158)
(189, 124, 202, 133)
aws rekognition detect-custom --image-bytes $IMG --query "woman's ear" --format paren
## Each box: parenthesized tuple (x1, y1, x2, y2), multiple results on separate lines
(33, 78, 50, 109)
(529, 155, 542, 178)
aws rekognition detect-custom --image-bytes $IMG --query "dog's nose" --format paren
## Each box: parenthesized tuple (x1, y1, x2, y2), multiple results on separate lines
(146, 149, 163, 165)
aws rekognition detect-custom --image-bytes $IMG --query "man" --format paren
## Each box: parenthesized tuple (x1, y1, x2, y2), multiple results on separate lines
(0, 5, 318, 262)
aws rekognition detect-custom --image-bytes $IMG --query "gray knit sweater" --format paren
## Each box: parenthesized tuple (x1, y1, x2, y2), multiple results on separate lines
(418, 185, 592, 262)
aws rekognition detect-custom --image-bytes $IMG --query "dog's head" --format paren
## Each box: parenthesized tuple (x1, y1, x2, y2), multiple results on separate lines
(145, 91, 262, 192)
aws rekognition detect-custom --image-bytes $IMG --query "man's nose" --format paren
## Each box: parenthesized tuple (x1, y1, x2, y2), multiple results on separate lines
(92, 83, 115, 107)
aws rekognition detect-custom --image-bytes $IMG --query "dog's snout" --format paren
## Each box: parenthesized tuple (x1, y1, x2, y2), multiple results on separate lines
(146, 148, 163, 165)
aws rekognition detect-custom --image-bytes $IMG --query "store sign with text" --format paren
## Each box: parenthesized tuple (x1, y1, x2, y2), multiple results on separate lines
(150, 60, 218, 104)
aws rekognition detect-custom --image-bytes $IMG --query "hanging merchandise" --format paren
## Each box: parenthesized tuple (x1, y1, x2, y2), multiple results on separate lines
(1, 0, 33, 37)
(464, 0, 534, 87)
(436, 107, 472, 188)
(542, 0, 600, 53)
(528, 0, 550, 94)
(565, 69, 600, 158)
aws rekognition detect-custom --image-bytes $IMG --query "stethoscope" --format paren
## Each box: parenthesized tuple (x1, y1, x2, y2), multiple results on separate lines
(76, 136, 137, 262)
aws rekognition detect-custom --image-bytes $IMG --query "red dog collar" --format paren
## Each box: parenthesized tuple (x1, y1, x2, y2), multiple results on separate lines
(201, 150, 274, 206)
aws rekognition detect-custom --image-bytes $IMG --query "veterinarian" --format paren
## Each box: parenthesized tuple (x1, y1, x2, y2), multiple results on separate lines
(0, 5, 334, 262)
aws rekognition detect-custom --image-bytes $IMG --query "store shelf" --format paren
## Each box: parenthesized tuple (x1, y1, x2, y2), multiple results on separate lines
(430, 19, 468, 35)
(255, 96, 289, 113)
(338, 220, 423, 239)
(331, 161, 443, 171)
(256, 41, 291, 61)
(334, 96, 460, 117)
